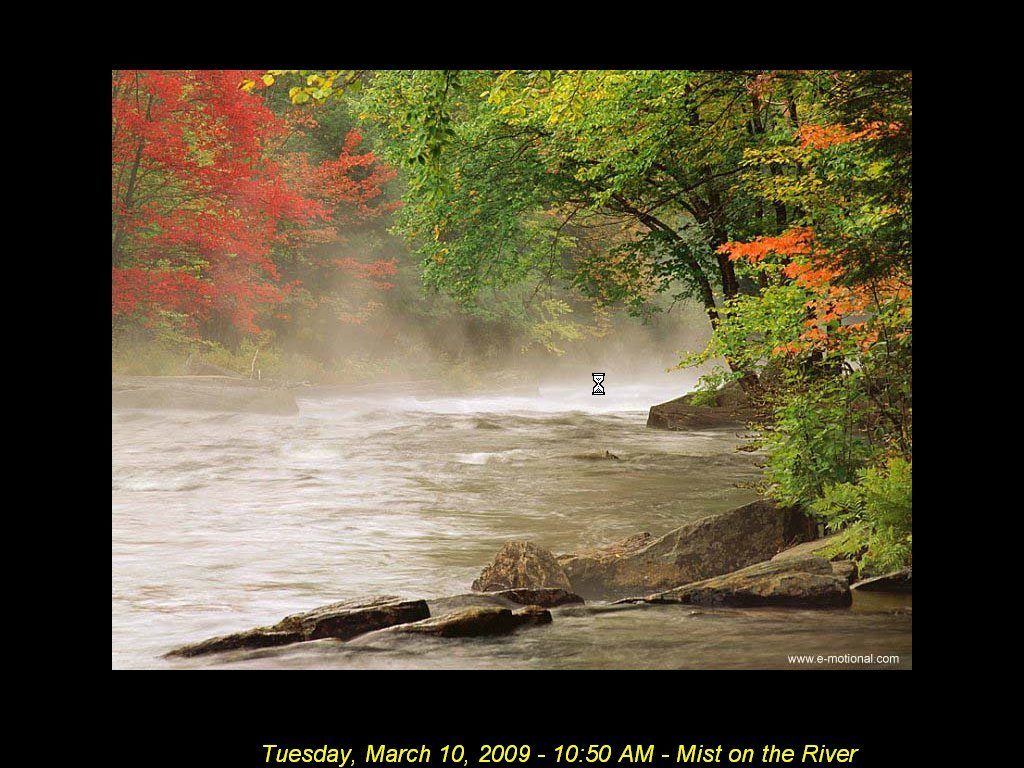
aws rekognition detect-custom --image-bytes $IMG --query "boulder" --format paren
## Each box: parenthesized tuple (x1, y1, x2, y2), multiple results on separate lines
(830, 560, 858, 585)
(471, 541, 572, 592)
(556, 500, 815, 600)
(112, 375, 298, 415)
(647, 382, 757, 431)
(640, 555, 852, 608)
(681, 380, 750, 409)
(165, 596, 429, 658)
(851, 567, 912, 593)
(395, 606, 551, 638)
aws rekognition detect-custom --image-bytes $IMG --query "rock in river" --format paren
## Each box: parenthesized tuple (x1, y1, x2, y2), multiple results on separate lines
(771, 532, 859, 584)
(165, 596, 429, 658)
(851, 567, 912, 593)
(646, 381, 758, 431)
(426, 589, 583, 620)
(556, 500, 816, 600)
(394, 606, 552, 638)
(489, 588, 584, 607)
(638, 555, 852, 608)
(471, 541, 573, 592)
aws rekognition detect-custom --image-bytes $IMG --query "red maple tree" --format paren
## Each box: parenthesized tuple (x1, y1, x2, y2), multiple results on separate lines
(111, 70, 395, 337)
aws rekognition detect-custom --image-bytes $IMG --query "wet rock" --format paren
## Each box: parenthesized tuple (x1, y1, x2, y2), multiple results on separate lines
(771, 533, 858, 584)
(851, 567, 912, 593)
(830, 560, 858, 585)
(396, 606, 551, 638)
(165, 596, 429, 658)
(428, 589, 583, 618)
(490, 588, 584, 607)
(471, 541, 572, 592)
(771, 533, 845, 561)
(641, 555, 852, 608)
(274, 596, 431, 640)
(164, 628, 305, 658)
(557, 500, 815, 600)
(647, 382, 757, 431)
(112, 375, 298, 415)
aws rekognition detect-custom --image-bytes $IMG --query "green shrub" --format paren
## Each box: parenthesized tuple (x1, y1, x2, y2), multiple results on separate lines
(811, 456, 912, 576)
(688, 368, 739, 407)
(762, 377, 871, 506)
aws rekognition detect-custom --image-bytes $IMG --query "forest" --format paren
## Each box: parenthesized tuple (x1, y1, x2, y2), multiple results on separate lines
(112, 70, 912, 668)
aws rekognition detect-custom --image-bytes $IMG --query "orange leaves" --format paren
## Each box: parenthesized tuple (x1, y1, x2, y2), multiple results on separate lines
(782, 260, 843, 289)
(718, 227, 814, 264)
(720, 228, 900, 360)
(797, 121, 903, 150)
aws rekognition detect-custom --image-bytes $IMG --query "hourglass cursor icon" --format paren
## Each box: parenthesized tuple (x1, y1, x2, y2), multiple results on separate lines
(592, 372, 605, 395)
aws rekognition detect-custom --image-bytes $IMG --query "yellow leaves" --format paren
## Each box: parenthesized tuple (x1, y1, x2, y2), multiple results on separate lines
(262, 74, 275, 87)
(289, 87, 311, 105)
(240, 79, 256, 93)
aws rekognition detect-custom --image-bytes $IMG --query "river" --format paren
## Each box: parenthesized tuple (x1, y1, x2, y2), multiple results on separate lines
(111, 380, 912, 669)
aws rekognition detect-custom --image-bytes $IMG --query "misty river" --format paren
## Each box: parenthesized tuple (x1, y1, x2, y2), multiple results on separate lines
(111, 380, 912, 669)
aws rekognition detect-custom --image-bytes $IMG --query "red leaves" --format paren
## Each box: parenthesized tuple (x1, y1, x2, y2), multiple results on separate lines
(112, 70, 396, 336)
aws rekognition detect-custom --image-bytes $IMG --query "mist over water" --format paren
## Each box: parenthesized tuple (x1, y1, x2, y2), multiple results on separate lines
(112, 364, 911, 669)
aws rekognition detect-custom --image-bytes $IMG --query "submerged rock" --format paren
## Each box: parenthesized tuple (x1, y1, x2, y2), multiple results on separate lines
(570, 451, 621, 461)
(490, 588, 584, 607)
(556, 500, 815, 600)
(851, 567, 912, 593)
(639, 555, 852, 608)
(426, 589, 582, 620)
(165, 596, 429, 658)
(471, 541, 572, 592)
(112, 375, 298, 415)
(395, 606, 552, 638)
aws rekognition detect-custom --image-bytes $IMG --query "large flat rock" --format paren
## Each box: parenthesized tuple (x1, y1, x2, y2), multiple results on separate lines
(165, 596, 429, 658)
(556, 500, 816, 600)
(647, 398, 756, 430)
(647, 382, 758, 431)
(771, 533, 845, 561)
(851, 567, 912, 593)
(638, 555, 852, 608)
